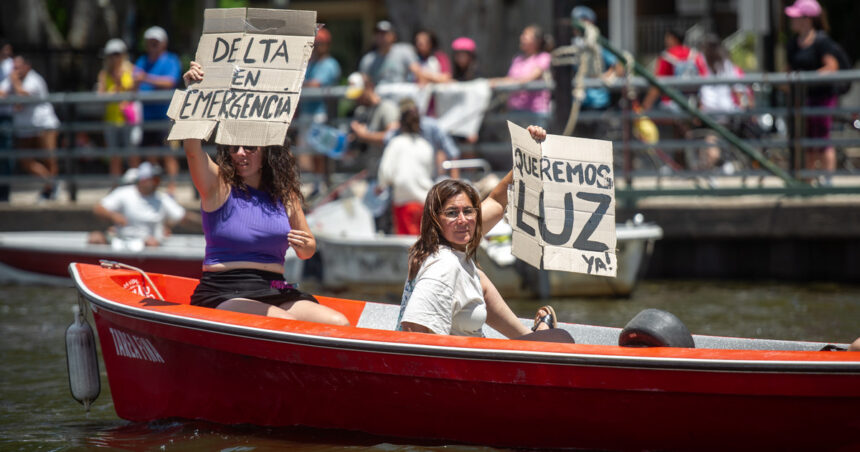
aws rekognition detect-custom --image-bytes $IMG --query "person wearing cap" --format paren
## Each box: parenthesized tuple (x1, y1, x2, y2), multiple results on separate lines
(88, 162, 187, 250)
(134, 25, 182, 194)
(785, 0, 840, 183)
(346, 72, 400, 147)
(179, 61, 350, 327)
(358, 20, 419, 85)
(450, 37, 480, 82)
(0, 55, 61, 201)
(97, 38, 139, 184)
(568, 6, 624, 138)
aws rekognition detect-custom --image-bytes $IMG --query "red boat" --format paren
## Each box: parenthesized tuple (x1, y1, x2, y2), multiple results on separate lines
(69, 262, 860, 450)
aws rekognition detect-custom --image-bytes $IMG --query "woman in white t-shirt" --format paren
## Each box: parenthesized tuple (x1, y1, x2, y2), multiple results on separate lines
(378, 104, 435, 235)
(398, 125, 573, 342)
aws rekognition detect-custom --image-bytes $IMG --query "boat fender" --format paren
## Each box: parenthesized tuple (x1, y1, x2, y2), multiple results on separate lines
(65, 304, 101, 411)
(618, 308, 695, 348)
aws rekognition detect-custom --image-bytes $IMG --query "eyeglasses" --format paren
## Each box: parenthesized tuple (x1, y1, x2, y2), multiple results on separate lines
(439, 207, 477, 220)
(227, 146, 260, 154)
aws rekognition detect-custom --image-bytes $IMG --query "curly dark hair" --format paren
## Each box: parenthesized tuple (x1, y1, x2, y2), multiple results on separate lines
(407, 179, 482, 280)
(214, 143, 304, 209)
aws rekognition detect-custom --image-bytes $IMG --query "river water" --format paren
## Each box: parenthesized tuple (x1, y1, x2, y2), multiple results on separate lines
(1, 281, 858, 450)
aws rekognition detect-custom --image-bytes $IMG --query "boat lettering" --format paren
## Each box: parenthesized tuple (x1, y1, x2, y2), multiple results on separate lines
(122, 279, 153, 298)
(109, 328, 165, 363)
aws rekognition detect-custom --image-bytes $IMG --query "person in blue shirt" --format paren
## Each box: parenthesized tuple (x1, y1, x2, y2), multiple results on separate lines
(303, 28, 341, 122)
(300, 28, 342, 188)
(134, 26, 182, 194)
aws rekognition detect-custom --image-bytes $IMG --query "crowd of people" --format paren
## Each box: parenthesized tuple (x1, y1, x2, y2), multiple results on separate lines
(0, 3, 857, 347)
(0, 0, 851, 209)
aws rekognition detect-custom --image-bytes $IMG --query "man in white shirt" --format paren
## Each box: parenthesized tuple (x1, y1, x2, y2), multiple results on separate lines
(88, 162, 187, 250)
(0, 55, 60, 200)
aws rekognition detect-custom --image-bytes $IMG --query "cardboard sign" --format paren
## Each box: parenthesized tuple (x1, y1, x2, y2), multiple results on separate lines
(506, 121, 617, 277)
(166, 8, 316, 146)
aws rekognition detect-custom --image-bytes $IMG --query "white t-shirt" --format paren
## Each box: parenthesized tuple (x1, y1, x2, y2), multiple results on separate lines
(378, 133, 434, 205)
(100, 184, 186, 242)
(0, 69, 60, 136)
(398, 246, 487, 337)
(699, 60, 742, 113)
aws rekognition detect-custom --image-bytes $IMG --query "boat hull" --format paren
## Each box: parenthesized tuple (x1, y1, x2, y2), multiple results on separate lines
(71, 263, 860, 450)
(91, 307, 859, 450)
(0, 232, 205, 279)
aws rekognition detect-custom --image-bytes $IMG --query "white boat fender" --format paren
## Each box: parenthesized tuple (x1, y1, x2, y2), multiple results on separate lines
(618, 308, 695, 348)
(65, 304, 100, 411)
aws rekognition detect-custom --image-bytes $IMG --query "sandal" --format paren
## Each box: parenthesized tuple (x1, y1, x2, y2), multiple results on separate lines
(532, 305, 557, 332)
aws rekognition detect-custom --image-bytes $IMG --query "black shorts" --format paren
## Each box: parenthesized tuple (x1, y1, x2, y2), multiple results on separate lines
(190, 268, 317, 309)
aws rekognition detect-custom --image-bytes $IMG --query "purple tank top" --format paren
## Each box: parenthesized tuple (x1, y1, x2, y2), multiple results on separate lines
(202, 186, 291, 266)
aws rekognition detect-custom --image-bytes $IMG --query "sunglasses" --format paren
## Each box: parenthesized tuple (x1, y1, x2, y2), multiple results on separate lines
(439, 207, 477, 220)
(226, 146, 260, 154)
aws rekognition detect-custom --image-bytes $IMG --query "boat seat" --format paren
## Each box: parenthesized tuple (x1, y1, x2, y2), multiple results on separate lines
(355, 302, 401, 330)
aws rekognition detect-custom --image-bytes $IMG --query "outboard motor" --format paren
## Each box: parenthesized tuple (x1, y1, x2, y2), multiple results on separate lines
(66, 304, 100, 410)
(619, 308, 695, 348)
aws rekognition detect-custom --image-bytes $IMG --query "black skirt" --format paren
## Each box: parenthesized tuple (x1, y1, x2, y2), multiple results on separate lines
(190, 268, 317, 309)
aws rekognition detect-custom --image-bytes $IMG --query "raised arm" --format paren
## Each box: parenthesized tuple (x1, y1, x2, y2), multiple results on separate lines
(181, 62, 224, 209)
(481, 125, 546, 233)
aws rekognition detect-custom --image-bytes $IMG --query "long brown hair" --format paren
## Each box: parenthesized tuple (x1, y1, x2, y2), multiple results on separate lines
(215, 142, 304, 210)
(407, 179, 482, 279)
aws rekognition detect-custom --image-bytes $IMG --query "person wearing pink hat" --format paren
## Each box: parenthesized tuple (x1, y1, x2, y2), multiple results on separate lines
(450, 37, 480, 82)
(785, 0, 841, 183)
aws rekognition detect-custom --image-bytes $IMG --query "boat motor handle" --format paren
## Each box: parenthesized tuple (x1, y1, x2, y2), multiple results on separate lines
(99, 260, 165, 301)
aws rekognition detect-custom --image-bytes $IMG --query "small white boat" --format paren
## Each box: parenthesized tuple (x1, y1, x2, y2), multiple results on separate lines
(307, 197, 662, 299)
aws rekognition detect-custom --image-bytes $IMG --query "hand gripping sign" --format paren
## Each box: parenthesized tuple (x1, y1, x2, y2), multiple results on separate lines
(166, 8, 317, 146)
(506, 122, 617, 277)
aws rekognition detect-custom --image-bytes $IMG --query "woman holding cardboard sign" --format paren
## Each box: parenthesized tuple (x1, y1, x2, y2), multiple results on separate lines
(180, 61, 349, 326)
(397, 125, 573, 343)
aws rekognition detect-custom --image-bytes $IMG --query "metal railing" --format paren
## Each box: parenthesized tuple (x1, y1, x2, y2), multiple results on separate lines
(1, 71, 859, 202)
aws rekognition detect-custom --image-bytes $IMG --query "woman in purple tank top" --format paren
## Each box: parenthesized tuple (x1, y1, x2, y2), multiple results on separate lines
(180, 61, 349, 327)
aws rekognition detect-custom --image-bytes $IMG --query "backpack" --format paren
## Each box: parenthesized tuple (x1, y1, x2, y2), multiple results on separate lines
(661, 48, 702, 96)
(815, 33, 853, 95)
(661, 48, 701, 78)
